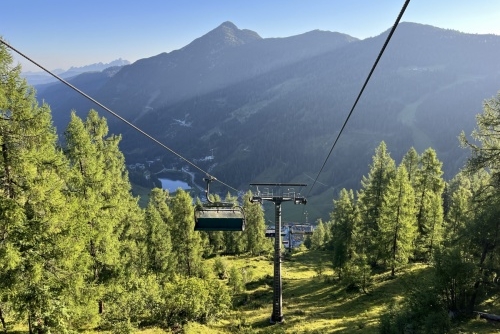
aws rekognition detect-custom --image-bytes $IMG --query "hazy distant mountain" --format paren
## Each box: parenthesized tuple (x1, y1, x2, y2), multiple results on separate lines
(33, 21, 500, 220)
(21, 58, 130, 85)
(93, 21, 358, 122)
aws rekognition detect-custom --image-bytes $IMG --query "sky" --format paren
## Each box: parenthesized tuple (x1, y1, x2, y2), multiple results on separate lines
(2, 0, 500, 73)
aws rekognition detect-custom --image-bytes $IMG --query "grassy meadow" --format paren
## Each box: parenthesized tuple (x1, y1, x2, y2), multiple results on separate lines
(189, 250, 500, 334)
(7, 250, 500, 333)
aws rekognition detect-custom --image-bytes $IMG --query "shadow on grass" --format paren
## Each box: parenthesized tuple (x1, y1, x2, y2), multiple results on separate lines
(237, 262, 434, 333)
(246, 274, 273, 291)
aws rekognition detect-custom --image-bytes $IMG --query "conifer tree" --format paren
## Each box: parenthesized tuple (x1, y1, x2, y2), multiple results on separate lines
(0, 43, 82, 332)
(144, 201, 173, 277)
(144, 188, 173, 277)
(170, 189, 203, 277)
(459, 92, 500, 311)
(401, 147, 419, 185)
(149, 187, 172, 223)
(330, 188, 358, 279)
(413, 148, 445, 261)
(461, 92, 500, 187)
(311, 219, 326, 250)
(356, 141, 396, 264)
(64, 109, 142, 316)
(379, 165, 417, 276)
(444, 173, 472, 244)
(242, 190, 269, 255)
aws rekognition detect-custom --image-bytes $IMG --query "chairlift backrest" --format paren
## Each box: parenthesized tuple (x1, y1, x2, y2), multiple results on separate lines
(194, 204, 245, 231)
(290, 224, 314, 235)
(194, 176, 245, 231)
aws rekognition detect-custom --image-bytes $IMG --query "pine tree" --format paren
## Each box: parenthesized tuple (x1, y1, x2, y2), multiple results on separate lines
(379, 165, 417, 276)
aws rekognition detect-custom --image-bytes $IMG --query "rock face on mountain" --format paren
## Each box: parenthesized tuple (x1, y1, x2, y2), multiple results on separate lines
(34, 21, 500, 212)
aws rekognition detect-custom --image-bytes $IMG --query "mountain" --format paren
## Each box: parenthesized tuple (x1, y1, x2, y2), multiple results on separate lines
(92, 21, 358, 123)
(22, 58, 130, 85)
(33, 21, 500, 220)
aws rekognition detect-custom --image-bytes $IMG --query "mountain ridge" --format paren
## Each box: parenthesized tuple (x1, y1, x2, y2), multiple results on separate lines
(31, 21, 500, 220)
(21, 58, 130, 85)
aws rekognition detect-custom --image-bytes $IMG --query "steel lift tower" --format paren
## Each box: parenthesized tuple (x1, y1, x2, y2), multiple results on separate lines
(250, 183, 307, 324)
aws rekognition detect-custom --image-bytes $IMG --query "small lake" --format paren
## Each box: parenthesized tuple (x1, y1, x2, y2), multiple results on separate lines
(159, 178, 191, 193)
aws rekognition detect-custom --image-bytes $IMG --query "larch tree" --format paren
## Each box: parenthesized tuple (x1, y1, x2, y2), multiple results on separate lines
(330, 188, 359, 279)
(0, 43, 82, 333)
(379, 165, 417, 276)
(461, 92, 500, 188)
(311, 219, 326, 250)
(459, 92, 500, 312)
(242, 190, 269, 255)
(413, 148, 445, 261)
(444, 172, 472, 244)
(356, 141, 396, 265)
(144, 188, 174, 279)
(64, 109, 141, 317)
(170, 188, 203, 277)
(401, 147, 419, 185)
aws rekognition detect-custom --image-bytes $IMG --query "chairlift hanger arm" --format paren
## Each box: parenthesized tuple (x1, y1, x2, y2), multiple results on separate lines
(204, 176, 215, 203)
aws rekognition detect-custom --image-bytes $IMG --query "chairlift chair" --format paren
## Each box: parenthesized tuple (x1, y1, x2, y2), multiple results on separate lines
(194, 177, 245, 232)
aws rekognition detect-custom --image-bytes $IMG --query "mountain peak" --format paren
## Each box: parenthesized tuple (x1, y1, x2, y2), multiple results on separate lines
(218, 21, 238, 30)
(183, 21, 261, 53)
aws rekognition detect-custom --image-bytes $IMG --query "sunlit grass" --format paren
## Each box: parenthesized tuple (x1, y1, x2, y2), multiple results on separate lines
(199, 251, 500, 334)
(6, 250, 500, 333)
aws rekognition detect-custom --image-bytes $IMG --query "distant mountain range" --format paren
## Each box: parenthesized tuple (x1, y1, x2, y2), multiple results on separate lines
(31, 21, 500, 221)
(21, 58, 130, 85)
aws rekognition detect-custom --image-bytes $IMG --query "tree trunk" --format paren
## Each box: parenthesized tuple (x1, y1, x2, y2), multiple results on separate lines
(468, 243, 490, 313)
(1, 143, 14, 198)
(0, 307, 6, 334)
(28, 313, 33, 334)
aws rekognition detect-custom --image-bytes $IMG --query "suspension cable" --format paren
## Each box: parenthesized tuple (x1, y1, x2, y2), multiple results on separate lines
(306, 0, 411, 197)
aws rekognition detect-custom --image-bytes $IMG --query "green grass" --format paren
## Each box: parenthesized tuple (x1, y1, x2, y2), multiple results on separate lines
(197, 250, 500, 334)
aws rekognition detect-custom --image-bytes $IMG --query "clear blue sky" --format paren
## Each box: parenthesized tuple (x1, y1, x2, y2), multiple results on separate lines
(2, 0, 499, 72)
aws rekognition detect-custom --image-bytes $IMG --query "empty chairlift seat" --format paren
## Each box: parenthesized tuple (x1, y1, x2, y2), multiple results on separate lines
(194, 204, 245, 231)
(290, 224, 314, 235)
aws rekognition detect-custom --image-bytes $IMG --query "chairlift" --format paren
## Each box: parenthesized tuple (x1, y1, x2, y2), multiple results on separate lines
(194, 177, 245, 231)
(290, 224, 314, 235)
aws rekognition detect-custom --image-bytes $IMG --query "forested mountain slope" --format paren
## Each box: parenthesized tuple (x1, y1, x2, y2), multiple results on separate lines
(34, 21, 500, 212)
